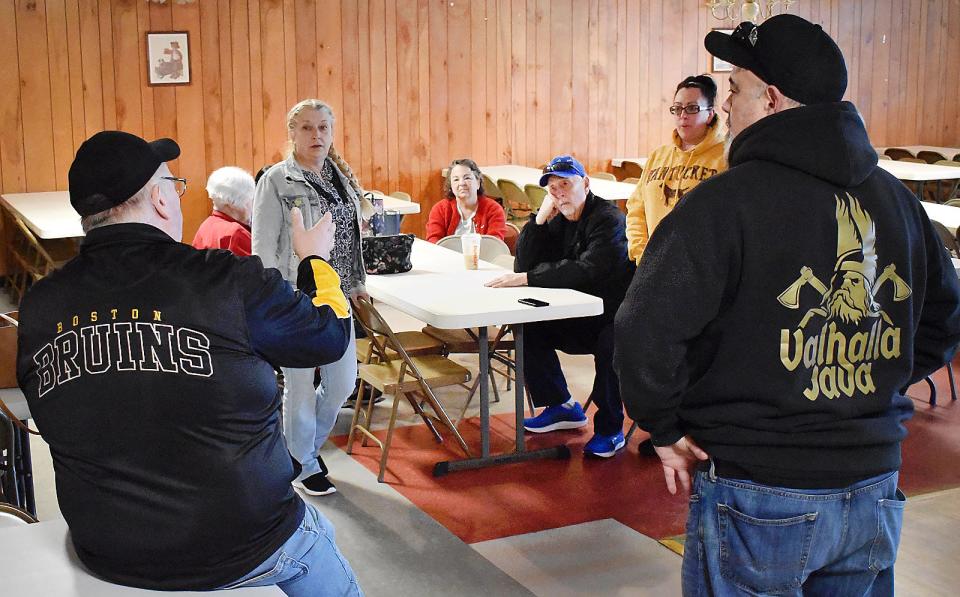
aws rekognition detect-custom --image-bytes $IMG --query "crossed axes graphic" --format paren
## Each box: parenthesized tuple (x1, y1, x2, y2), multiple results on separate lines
(777, 264, 912, 328)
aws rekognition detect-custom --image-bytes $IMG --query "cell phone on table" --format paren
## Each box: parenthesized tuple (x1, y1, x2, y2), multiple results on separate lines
(518, 297, 549, 307)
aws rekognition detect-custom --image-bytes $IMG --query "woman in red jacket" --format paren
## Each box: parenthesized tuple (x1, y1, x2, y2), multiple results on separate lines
(426, 158, 506, 242)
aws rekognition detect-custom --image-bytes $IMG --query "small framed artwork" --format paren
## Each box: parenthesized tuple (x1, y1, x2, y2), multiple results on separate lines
(710, 29, 735, 73)
(146, 31, 191, 85)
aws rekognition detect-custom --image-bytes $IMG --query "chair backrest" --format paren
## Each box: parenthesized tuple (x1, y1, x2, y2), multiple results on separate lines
(479, 236, 511, 261)
(622, 160, 644, 180)
(502, 222, 521, 255)
(934, 160, 960, 168)
(917, 150, 947, 164)
(436, 235, 461, 252)
(352, 296, 432, 386)
(492, 254, 515, 270)
(945, 198, 960, 208)
(955, 153, 960, 162)
(590, 172, 616, 181)
(436, 234, 511, 262)
(623, 177, 641, 184)
(523, 184, 547, 210)
(899, 157, 926, 164)
(0, 503, 37, 527)
(497, 179, 529, 208)
(389, 191, 412, 202)
(884, 148, 915, 161)
(877, 154, 892, 160)
(932, 220, 960, 258)
(481, 174, 502, 199)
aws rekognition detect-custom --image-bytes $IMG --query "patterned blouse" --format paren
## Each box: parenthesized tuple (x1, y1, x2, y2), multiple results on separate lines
(302, 160, 358, 296)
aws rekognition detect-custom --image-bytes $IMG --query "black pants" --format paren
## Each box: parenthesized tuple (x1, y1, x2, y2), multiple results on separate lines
(523, 316, 624, 436)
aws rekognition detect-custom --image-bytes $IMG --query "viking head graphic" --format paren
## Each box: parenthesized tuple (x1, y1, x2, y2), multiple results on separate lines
(822, 193, 880, 324)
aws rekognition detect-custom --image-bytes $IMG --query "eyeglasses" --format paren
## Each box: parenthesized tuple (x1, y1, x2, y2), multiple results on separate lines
(669, 104, 713, 115)
(161, 176, 188, 197)
(543, 159, 580, 175)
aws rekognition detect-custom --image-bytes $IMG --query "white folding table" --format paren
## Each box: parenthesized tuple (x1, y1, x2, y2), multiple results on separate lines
(0, 518, 282, 595)
(877, 160, 960, 201)
(364, 239, 603, 474)
(609, 157, 649, 168)
(922, 201, 960, 235)
(0, 191, 419, 240)
(479, 165, 637, 201)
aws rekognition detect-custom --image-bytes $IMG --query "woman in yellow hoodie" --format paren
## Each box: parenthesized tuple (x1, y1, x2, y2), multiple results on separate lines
(626, 74, 727, 262)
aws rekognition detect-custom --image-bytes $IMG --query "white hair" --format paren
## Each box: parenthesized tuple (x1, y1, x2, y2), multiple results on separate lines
(80, 168, 161, 233)
(205, 166, 255, 210)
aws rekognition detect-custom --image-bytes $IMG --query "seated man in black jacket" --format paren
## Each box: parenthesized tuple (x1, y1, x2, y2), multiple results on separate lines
(487, 155, 635, 458)
(17, 131, 361, 596)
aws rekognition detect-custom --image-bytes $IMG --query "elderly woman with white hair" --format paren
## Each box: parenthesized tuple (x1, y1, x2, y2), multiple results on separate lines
(253, 99, 373, 497)
(191, 166, 255, 255)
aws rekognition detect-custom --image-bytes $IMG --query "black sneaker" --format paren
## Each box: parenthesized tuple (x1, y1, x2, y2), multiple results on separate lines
(294, 472, 337, 496)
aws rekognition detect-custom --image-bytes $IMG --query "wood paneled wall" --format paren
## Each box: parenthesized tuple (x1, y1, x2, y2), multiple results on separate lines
(1, 0, 958, 241)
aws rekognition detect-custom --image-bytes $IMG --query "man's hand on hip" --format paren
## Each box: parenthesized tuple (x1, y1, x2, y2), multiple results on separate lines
(485, 272, 528, 288)
(291, 208, 335, 261)
(654, 436, 709, 495)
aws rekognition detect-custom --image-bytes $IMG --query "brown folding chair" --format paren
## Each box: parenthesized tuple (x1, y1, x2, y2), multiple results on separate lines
(590, 172, 617, 181)
(498, 179, 532, 220)
(347, 296, 473, 482)
(932, 160, 960, 203)
(917, 151, 947, 164)
(622, 160, 645, 180)
(502, 222, 521, 255)
(884, 148, 915, 161)
(623, 177, 641, 185)
(481, 174, 503, 202)
(4, 211, 75, 304)
(523, 184, 547, 211)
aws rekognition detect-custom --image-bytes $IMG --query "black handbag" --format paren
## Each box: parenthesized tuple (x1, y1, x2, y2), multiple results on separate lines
(361, 234, 414, 274)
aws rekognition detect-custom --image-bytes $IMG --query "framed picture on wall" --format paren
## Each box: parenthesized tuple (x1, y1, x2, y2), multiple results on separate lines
(710, 29, 734, 73)
(146, 31, 191, 85)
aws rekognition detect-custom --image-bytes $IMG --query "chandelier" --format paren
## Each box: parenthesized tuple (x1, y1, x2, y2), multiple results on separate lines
(706, 0, 797, 23)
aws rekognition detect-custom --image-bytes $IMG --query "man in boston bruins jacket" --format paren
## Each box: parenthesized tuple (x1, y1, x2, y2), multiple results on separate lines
(16, 131, 361, 595)
(614, 16, 960, 596)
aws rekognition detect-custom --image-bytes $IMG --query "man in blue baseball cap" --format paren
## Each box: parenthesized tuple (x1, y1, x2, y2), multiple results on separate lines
(487, 155, 635, 458)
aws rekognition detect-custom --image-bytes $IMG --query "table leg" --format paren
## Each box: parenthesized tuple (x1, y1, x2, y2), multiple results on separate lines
(514, 324, 525, 453)
(433, 323, 571, 476)
(478, 326, 490, 458)
(15, 425, 35, 517)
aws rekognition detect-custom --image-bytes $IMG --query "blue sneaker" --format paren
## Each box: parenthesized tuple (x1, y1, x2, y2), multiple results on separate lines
(523, 403, 588, 433)
(583, 431, 626, 458)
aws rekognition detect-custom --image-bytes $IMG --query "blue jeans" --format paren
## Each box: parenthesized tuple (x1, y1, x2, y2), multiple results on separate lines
(218, 503, 362, 596)
(682, 465, 905, 596)
(524, 317, 624, 435)
(283, 323, 357, 480)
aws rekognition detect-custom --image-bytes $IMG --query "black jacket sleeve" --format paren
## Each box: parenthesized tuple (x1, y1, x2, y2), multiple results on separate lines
(909, 216, 960, 384)
(613, 194, 741, 446)
(517, 199, 629, 292)
(240, 256, 351, 369)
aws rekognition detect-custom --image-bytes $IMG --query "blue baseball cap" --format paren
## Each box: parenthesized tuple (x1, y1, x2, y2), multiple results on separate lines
(539, 155, 587, 187)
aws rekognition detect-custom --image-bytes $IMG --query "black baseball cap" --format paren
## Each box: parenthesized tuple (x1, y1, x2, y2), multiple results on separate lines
(68, 131, 181, 216)
(704, 14, 847, 105)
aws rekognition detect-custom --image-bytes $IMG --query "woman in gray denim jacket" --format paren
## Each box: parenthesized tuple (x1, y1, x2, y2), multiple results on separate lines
(252, 99, 374, 496)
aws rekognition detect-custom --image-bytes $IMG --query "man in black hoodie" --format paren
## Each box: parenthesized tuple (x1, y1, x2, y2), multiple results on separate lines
(614, 15, 960, 595)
